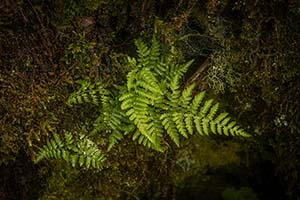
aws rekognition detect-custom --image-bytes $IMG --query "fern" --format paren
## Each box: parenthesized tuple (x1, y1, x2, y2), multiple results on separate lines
(118, 37, 250, 149)
(63, 36, 250, 153)
(35, 132, 106, 169)
(135, 39, 150, 67)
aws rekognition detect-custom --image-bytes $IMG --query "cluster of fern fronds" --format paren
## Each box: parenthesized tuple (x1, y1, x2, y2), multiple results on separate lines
(35, 36, 250, 168)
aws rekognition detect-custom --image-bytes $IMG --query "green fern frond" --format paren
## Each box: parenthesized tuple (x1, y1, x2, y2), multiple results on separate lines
(135, 39, 151, 66)
(35, 132, 106, 169)
(149, 36, 161, 66)
(119, 37, 250, 150)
